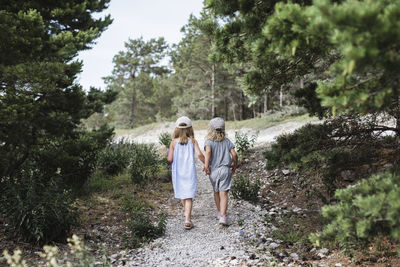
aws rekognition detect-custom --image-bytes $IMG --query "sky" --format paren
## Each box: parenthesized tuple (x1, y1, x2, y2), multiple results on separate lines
(77, 0, 204, 90)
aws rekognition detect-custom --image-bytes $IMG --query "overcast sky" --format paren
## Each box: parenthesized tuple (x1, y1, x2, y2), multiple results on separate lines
(77, 0, 204, 90)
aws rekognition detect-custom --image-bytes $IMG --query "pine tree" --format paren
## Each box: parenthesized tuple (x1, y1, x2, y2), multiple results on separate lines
(0, 1, 115, 243)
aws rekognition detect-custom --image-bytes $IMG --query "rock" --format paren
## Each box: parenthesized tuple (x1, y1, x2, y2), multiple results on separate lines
(334, 264, 342, 267)
(340, 170, 355, 181)
(318, 248, 329, 255)
(290, 253, 299, 260)
(268, 242, 280, 249)
(282, 169, 291, 175)
(317, 253, 326, 258)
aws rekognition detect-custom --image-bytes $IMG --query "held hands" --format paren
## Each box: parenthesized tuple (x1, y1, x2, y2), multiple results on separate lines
(203, 165, 210, 175)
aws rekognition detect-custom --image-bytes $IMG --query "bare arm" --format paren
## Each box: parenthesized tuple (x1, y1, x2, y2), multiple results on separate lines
(230, 148, 238, 174)
(193, 139, 205, 164)
(167, 139, 175, 163)
(204, 145, 211, 175)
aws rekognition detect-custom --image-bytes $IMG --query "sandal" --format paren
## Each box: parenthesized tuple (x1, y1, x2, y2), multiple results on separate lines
(184, 220, 194, 230)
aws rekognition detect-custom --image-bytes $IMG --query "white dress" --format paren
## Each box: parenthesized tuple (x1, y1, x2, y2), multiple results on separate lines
(171, 139, 197, 199)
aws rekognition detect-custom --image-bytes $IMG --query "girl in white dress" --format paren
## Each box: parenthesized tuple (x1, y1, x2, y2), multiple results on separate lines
(167, 116, 205, 229)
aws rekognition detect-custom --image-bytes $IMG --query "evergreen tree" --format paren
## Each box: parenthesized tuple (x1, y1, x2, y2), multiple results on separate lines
(0, 1, 114, 243)
(103, 37, 170, 127)
(170, 12, 250, 120)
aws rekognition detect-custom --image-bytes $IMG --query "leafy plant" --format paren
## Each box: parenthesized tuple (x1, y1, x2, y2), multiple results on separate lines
(2, 234, 110, 266)
(234, 131, 257, 159)
(230, 174, 260, 203)
(97, 140, 136, 176)
(129, 143, 161, 185)
(310, 170, 400, 251)
(122, 195, 166, 249)
(158, 132, 172, 148)
(0, 168, 77, 244)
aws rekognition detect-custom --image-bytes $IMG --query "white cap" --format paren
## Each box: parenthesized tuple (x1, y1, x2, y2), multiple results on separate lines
(209, 117, 225, 131)
(175, 116, 192, 128)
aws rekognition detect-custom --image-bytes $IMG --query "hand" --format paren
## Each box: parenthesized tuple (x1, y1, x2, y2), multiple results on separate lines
(203, 166, 210, 175)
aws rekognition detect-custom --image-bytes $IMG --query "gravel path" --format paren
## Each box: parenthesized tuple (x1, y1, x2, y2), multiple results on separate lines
(116, 158, 272, 267)
(111, 119, 323, 267)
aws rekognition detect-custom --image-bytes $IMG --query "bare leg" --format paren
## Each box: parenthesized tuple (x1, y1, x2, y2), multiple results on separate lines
(219, 191, 229, 216)
(213, 191, 221, 212)
(181, 199, 185, 215)
(183, 198, 193, 222)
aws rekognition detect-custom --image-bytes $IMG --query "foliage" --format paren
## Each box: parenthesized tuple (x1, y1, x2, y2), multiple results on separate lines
(158, 132, 172, 148)
(234, 131, 257, 159)
(271, 212, 314, 246)
(230, 174, 260, 203)
(264, 115, 398, 198)
(0, 167, 77, 244)
(97, 140, 137, 176)
(2, 234, 110, 266)
(103, 37, 170, 128)
(129, 143, 161, 185)
(206, 0, 400, 133)
(0, 1, 114, 243)
(122, 195, 167, 249)
(310, 169, 400, 251)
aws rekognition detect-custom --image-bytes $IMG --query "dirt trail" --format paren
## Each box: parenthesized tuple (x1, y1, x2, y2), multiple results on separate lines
(110, 119, 321, 266)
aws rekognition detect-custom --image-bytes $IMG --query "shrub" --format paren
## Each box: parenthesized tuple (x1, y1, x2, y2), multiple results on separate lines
(231, 174, 260, 203)
(264, 123, 335, 170)
(310, 169, 400, 251)
(97, 140, 136, 176)
(122, 195, 166, 249)
(2, 234, 110, 266)
(0, 167, 77, 244)
(263, 116, 398, 198)
(158, 132, 172, 148)
(234, 131, 257, 159)
(129, 143, 160, 185)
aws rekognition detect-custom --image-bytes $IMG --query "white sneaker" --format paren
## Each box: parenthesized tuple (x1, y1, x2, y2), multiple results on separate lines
(219, 215, 228, 226)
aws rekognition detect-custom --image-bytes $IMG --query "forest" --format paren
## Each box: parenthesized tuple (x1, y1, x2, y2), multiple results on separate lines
(1, 0, 400, 266)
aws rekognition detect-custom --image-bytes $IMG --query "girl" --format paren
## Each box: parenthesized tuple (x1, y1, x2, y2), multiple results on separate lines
(167, 116, 205, 230)
(204, 117, 238, 226)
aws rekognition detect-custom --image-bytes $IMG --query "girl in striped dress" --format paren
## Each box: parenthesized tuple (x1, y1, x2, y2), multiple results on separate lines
(167, 116, 205, 229)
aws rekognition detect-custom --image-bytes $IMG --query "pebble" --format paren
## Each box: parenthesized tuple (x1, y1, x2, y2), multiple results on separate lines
(269, 242, 280, 249)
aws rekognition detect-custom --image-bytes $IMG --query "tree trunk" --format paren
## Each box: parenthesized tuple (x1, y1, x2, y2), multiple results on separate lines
(264, 91, 268, 113)
(211, 63, 216, 118)
(280, 85, 283, 108)
(129, 92, 135, 127)
(224, 95, 228, 120)
(239, 91, 244, 120)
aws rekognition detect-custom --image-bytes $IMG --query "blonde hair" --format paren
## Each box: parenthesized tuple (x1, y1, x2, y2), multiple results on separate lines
(206, 129, 226, 142)
(172, 124, 194, 144)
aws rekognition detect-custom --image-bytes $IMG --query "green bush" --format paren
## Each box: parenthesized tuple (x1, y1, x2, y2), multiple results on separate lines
(0, 167, 77, 244)
(234, 131, 257, 159)
(122, 195, 166, 248)
(264, 123, 334, 170)
(310, 169, 400, 250)
(97, 140, 136, 176)
(263, 117, 397, 198)
(231, 174, 260, 203)
(129, 143, 160, 185)
(158, 132, 172, 148)
(2, 234, 110, 266)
